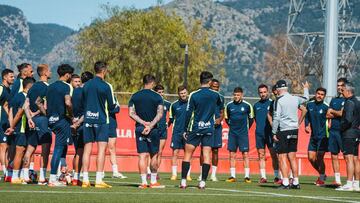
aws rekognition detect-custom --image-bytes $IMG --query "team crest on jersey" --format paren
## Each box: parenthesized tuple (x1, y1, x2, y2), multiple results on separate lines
(319, 109, 323, 114)
(267, 106, 270, 110)
(164, 106, 167, 111)
(341, 101, 345, 106)
(241, 107, 245, 111)
(3, 137, 6, 142)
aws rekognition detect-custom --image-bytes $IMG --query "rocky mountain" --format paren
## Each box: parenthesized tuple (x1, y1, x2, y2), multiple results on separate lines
(0, 4, 77, 74)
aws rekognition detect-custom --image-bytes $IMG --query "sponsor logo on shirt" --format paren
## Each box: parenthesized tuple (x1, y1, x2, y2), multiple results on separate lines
(86, 111, 99, 119)
(49, 116, 59, 123)
(198, 121, 211, 129)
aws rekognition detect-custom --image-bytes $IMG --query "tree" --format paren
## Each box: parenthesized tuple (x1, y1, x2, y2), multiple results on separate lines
(76, 6, 224, 93)
(259, 34, 323, 93)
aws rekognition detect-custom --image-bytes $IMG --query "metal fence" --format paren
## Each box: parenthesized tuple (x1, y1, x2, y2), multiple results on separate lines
(115, 91, 262, 106)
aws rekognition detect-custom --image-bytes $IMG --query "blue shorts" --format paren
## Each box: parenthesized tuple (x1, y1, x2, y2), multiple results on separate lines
(0, 122, 11, 144)
(73, 125, 84, 149)
(256, 132, 273, 149)
(308, 136, 328, 152)
(159, 128, 167, 140)
(49, 118, 72, 147)
(135, 126, 160, 154)
(28, 116, 52, 147)
(328, 130, 342, 155)
(212, 126, 223, 148)
(108, 116, 117, 138)
(227, 132, 249, 152)
(171, 132, 185, 150)
(14, 132, 27, 147)
(83, 123, 109, 143)
(186, 128, 214, 147)
(0, 125, 7, 144)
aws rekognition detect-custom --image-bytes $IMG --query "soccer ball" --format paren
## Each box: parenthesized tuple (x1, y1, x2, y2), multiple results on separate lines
(29, 170, 38, 182)
(58, 172, 72, 185)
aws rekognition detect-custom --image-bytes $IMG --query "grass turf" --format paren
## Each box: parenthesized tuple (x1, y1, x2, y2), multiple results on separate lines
(0, 173, 359, 203)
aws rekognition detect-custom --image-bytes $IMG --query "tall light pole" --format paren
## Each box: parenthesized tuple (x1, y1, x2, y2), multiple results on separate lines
(323, 0, 339, 99)
(180, 44, 189, 87)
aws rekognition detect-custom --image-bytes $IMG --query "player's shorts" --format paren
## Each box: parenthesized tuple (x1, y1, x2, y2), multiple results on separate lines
(83, 123, 109, 143)
(73, 125, 84, 149)
(186, 128, 214, 147)
(159, 127, 167, 140)
(308, 136, 328, 152)
(108, 116, 117, 138)
(276, 129, 298, 154)
(14, 132, 27, 147)
(342, 137, 359, 156)
(328, 130, 342, 155)
(171, 131, 185, 150)
(227, 131, 249, 152)
(135, 126, 160, 154)
(0, 124, 7, 144)
(27, 116, 52, 147)
(212, 126, 222, 148)
(49, 118, 72, 147)
(256, 132, 273, 149)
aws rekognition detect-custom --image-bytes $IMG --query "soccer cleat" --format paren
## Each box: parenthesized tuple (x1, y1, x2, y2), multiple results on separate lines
(38, 178, 48, 185)
(179, 184, 187, 189)
(11, 178, 22, 184)
(170, 175, 177, 181)
(259, 178, 267, 184)
(112, 173, 127, 179)
(5, 176, 12, 182)
(290, 184, 301, 189)
(95, 181, 112, 188)
(226, 177, 236, 182)
(48, 181, 67, 187)
(315, 179, 325, 187)
(273, 177, 280, 184)
(277, 184, 290, 189)
(82, 181, 91, 188)
(210, 176, 218, 182)
(198, 185, 206, 190)
(149, 182, 165, 189)
(335, 184, 354, 191)
(72, 179, 82, 186)
(313, 178, 320, 185)
(186, 176, 192, 181)
(331, 181, 341, 187)
(138, 184, 148, 189)
(244, 177, 252, 183)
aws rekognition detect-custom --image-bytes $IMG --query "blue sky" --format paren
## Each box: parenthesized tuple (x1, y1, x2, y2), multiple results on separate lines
(1, 0, 172, 30)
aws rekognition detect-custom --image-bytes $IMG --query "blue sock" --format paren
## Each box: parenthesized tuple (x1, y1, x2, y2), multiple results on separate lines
(50, 145, 65, 175)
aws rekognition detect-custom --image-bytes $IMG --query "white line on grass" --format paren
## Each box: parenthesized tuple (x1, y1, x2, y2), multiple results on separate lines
(106, 180, 360, 203)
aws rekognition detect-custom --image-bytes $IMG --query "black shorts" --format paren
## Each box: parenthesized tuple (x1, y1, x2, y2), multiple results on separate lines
(342, 137, 359, 156)
(276, 129, 298, 154)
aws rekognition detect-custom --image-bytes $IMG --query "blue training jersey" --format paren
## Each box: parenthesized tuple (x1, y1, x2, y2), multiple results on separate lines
(72, 87, 84, 118)
(305, 100, 329, 139)
(158, 99, 171, 130)
(10, 92, 27, 133)
(169, 99, 188, 134)
(184, 87, 222, 132)
(253, 98, 272, 136)
(225, 100, 254, 136)
(46, 80, 73, 122)
(9, 78, 22, 102)
(128, 89, 163, 127)
(0, 84, 10, 124)
(27, 81, 48, 112)
(329, 97, 345, 131)
(83, 76, 116, 124)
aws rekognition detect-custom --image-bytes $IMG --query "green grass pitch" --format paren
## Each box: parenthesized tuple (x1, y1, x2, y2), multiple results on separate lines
(0, 173, 359, 202)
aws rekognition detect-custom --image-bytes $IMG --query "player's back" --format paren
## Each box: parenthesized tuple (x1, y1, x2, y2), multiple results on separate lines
(28, 81, 48, 112)
(46, 80, 72, 121)
(128, 89, 163, 125)
(83, 76, 115, 124)
(188, 87, 221, 130)
(72, 87, 84, 118)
